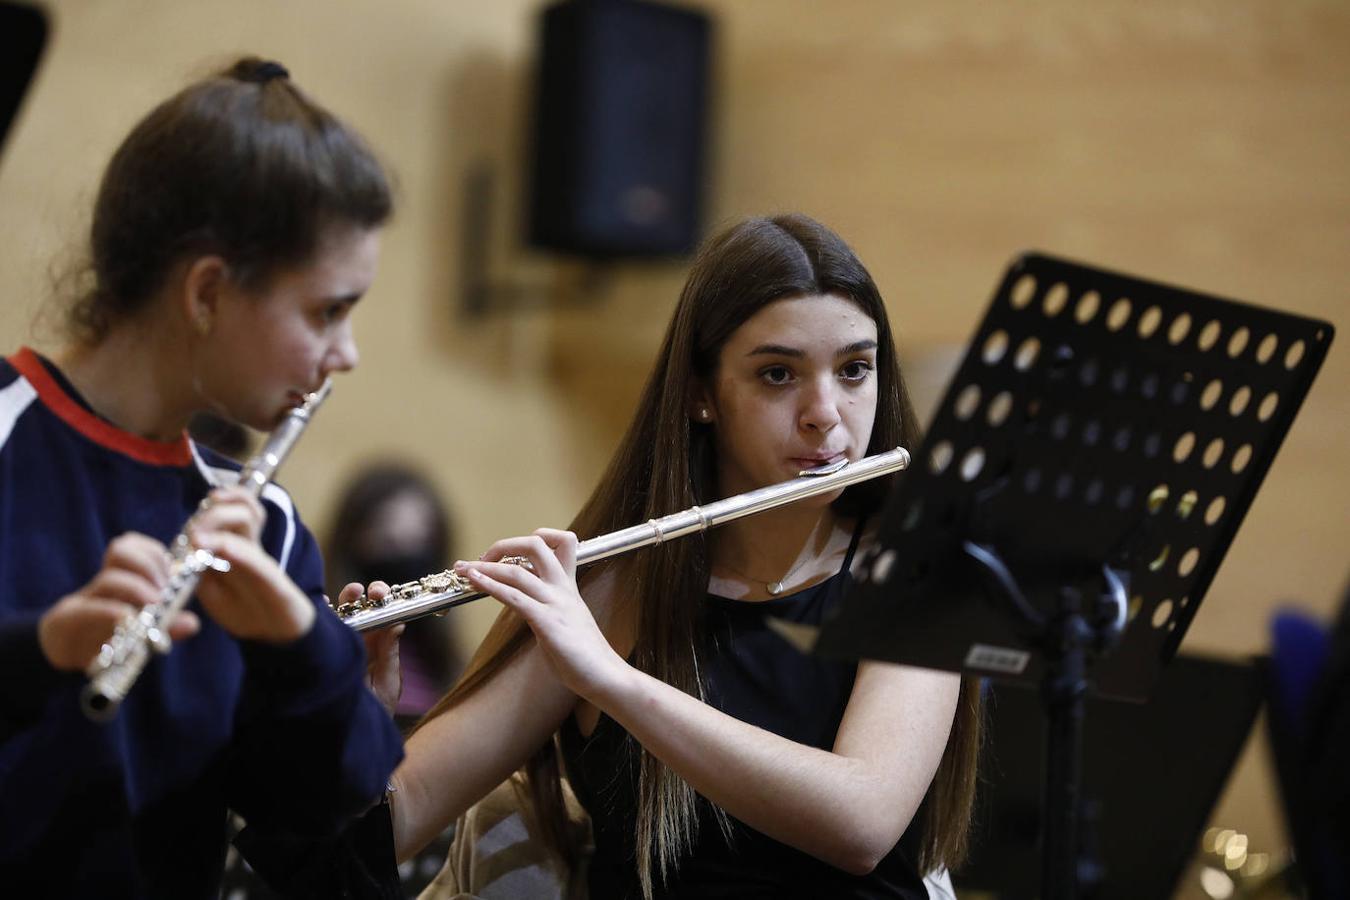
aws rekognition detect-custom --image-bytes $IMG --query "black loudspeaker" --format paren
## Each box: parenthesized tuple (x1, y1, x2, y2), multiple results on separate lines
(0, 2, 48, 157)
(527, 0, 712, 258)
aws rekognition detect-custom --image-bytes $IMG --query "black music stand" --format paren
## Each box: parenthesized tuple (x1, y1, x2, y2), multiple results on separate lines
(816, 253, 1333, 899)
(958, 653, 1265, 900)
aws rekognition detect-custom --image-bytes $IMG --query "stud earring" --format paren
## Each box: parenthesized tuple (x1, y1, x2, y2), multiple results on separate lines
(697, 407, 711, 422)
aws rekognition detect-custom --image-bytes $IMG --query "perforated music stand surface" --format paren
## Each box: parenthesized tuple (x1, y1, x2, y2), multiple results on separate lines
(818, 252, 1333, 701)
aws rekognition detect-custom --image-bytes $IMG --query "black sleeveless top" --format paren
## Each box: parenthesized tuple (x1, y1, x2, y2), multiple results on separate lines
(560, 526, 927, 899)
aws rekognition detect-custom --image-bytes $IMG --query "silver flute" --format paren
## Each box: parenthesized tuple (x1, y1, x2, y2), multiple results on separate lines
(81, 380, 334, 721)
(336, 446, 910, 632)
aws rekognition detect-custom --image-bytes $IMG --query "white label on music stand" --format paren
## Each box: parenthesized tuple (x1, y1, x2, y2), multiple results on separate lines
(965, 644, 1031, 675)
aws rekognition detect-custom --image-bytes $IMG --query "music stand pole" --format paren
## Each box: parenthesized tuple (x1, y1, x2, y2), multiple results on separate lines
(1041, 585, 1096, 899)
(964, 556, 1124, 899)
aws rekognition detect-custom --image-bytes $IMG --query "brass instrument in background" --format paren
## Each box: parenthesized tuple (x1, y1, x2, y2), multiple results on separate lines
(81, 380, 334, 721)
(334, 446, 911, 632)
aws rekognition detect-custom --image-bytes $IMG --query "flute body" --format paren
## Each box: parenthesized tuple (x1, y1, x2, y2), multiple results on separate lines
(81, 380, 334, 721)
(337, 446, 910, 632)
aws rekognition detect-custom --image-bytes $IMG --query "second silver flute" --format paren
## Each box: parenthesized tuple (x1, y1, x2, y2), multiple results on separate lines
(337, 446, 910, 632)
(81, 380, 334, 721)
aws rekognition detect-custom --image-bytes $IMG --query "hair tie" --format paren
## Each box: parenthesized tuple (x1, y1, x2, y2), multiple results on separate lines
(250, 61, 290, 84)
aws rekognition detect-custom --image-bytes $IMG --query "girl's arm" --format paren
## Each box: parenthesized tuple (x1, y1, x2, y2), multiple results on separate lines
(387, 562, 622, 862)
(608, 658, 955, 874)
(389, 634, 579, 861)
(463, 529, 959, 875)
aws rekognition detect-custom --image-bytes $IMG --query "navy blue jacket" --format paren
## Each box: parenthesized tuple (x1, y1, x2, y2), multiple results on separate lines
(0, 348, 404, 899)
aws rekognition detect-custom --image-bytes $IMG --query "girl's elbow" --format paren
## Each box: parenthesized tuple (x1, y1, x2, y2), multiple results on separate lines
(838, 853, 881, 877)
(835, 847, 884, 876)
(832, 828, 903, 876)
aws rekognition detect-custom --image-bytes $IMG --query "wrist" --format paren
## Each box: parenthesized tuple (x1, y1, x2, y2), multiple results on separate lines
(589, 653, 645, 717)
(35, 608, 60, 670)
(257, 589, 316, 644)
(36, 601, 83, 672)
(286, 600, 317, 641)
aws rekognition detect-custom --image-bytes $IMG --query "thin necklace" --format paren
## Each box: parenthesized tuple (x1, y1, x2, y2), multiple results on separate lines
(718, 553, 814, 596)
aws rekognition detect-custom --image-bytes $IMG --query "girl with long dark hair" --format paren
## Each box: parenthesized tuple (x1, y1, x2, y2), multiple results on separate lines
(390, 214, 980, 899)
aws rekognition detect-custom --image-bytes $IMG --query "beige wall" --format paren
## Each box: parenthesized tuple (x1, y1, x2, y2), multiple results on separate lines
(2, 0, 1346, 889)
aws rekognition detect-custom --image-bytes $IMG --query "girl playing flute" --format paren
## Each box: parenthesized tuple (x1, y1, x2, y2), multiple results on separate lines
(389, 214, 979, 899)
(0, 57, 403, 898)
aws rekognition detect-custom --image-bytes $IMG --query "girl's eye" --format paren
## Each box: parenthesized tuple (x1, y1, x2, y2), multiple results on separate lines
(760, 365, 793, 386)
(841, 360, 874, 381)
(320, 303, 348, 324)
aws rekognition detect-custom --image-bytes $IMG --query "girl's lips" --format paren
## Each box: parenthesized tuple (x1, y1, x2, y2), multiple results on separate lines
(790, 452, 847, 471)
(288, 384, 323, 405)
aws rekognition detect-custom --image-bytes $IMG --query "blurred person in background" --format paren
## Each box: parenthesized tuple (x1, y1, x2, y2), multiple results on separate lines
(327, 463, 466, 724)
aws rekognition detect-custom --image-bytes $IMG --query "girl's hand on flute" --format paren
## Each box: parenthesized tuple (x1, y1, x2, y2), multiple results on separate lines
(38, 533, 200, 671)
(342, 580, 404, 715)
(456, 528, 630, 703)
(191, 487, 265, 542)
(191, 530, 315, 643)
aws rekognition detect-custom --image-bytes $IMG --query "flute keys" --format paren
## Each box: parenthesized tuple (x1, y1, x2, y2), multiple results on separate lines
(94, 641, 117, 669)
(418, 571, 465, 594)
(189, 547, 231, 574)
(147, 626, 170, 654)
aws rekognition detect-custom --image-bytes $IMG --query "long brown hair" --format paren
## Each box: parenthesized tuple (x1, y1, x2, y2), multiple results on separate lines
(421, 214, 981, 893)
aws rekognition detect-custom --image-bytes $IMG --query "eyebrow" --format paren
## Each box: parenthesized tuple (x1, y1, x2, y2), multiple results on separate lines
(746, 339, 878, 358)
